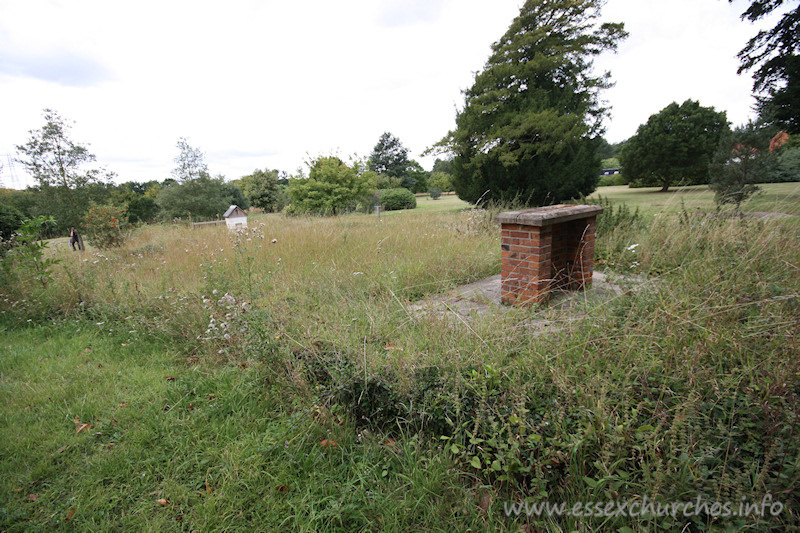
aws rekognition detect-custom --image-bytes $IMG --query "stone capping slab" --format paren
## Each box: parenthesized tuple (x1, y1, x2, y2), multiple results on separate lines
(496, 204, 603, 227)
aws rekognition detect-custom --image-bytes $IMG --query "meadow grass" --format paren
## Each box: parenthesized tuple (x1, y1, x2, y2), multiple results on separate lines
(2, 187, 799, 530)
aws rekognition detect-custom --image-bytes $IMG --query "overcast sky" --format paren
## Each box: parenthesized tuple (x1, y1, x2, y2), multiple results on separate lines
(0, 0, 786, 189)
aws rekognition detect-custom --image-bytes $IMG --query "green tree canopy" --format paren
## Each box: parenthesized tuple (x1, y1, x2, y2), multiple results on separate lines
(125, 195, 159, 224)
(432, 0, 627, 206)
(776, 140, 800, 181)
(596, 137, 624, 160)
(619, 100, 729, 191)
(239, 169, 281, 212)
(431, 158, 454, 175)
(368, 132, 426, 190)
(731, 0, 800, 132)
(0, 203, 23, 243)
(369, 132, 411, 181)
(156, 176, 246, 221)
(760, 55, 800, 133)
(406, 160, 429, 193)
(287, 156, 373, 215)
(373, 174, 403, 190)
(0, 189, 37, 222)
(15, 109, 115, 232)
(428, 171, 454, 192)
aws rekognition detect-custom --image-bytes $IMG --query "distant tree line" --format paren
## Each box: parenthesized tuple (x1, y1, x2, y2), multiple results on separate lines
(1, 112, 459, 237)
(7, 0, 794, 232)
(1, 114, 253, 238)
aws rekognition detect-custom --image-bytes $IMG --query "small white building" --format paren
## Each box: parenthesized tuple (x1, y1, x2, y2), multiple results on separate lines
(223, 205, 248, 231)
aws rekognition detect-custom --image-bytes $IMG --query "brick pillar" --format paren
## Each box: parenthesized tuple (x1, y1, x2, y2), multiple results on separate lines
(497, 205, 602, 305)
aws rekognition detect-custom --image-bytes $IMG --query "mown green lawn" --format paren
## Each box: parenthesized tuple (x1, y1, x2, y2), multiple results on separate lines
(410, 193, 469, 214)
(414, 182, 800, 218)
(591, 182, 800, 216)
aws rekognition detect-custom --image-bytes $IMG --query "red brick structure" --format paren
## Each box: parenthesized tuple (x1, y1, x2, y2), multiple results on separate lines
(497, 204, 602, 305)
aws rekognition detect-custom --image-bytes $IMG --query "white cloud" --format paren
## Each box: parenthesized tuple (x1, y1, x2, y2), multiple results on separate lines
(0, 0, 783, 189)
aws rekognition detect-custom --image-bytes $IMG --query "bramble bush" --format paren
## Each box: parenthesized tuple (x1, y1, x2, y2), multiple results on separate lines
(84, 204, 127, 249)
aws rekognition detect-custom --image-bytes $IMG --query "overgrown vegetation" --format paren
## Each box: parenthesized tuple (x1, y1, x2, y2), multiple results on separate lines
(1, 215, 59, 290)
(2, 188, 799, 530)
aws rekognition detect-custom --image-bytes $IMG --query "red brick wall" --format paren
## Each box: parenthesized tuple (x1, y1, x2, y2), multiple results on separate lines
(500, 216, 597, 305)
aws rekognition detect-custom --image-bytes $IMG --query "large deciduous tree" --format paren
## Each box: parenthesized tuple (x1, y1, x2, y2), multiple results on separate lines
(432, 0, 627, 206)
(730, 0, 800, 133)
(619, 100, 729, 191)
(15, 109, 115, 231)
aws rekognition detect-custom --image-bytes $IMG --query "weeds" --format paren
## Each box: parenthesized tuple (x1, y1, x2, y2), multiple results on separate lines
(2, 216, 60, 289)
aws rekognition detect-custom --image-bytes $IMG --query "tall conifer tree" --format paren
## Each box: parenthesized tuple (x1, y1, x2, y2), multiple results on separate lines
(434, 0, 626, 205)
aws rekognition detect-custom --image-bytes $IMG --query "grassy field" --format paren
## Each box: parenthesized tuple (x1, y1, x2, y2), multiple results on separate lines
(2, 186, 799, 530)
(591, 182, 800, 217)
(413, 194, 470, 214)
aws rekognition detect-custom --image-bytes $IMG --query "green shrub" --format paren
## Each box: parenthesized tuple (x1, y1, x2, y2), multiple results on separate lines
(429, 186, 442, 200)
(0, 204, 23, 244)
(597, 173, 628, 187)
(286, 156, 374, 216)
(85, 204, 127, 249)
(379, 188, 416, 211)
(597, 175, 616, 187)
(2, 215, 60, 289)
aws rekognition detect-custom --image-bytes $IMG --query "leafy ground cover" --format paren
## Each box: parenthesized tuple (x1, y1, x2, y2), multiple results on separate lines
(2, 184, 799, 530)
